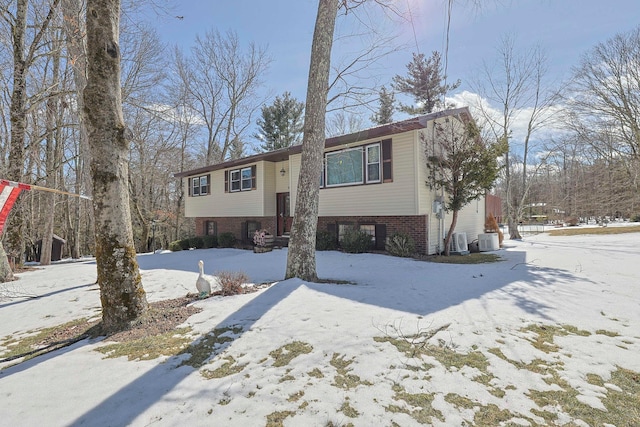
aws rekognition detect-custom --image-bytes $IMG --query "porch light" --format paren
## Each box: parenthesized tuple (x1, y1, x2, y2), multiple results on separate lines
(280, 167, 286, 176)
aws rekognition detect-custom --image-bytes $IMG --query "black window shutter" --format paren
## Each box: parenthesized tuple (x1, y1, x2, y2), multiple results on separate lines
(224, 170, 229, 193)
(241, 221, 248, 241)
(251, 165, 257, 190)
(382, 139, 392, 182)
(188, 178, 192, 196)
(375, 224, 387, 250)
(206, 174, 211, 194)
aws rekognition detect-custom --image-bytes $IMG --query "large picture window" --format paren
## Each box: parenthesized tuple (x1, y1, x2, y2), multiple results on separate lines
(325, 148, 363, 187)
(189, 174, 209, 196)
(324, 142, 383, 188)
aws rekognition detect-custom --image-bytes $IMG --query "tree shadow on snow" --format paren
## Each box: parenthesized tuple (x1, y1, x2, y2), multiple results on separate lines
(64, 247, 596, 426)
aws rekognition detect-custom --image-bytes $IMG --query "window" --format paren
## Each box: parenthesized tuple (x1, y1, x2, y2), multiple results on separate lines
(230, 170, 241, 192)
(326, 148, 363, 187)
(241, 167, 252, 191)
(190, 175, 209, 196)
(366, 144, 381, 183)
(337, 222, 355, 241)
(227, 165, 256, 193)
(324, 142, 385, 188)
(205, 221, 217, 236)
(359, 224, 376, 244)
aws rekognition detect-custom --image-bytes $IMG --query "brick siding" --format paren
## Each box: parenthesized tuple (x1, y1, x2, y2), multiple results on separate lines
(195, 214, 429, 254)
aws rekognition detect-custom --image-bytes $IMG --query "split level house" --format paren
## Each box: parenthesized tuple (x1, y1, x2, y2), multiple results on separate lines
(175, 107, 494, 255)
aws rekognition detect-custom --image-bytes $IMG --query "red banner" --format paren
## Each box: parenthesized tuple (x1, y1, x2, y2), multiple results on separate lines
(0, 180, 31, 235)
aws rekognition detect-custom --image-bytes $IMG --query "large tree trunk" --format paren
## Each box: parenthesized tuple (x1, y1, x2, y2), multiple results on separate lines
(285, 0, 338, 281)
(83, 0, 147, 332)
(5, 0, 29, 267)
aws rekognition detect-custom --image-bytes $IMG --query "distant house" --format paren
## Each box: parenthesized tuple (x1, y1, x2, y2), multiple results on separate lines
(175, 107, 494, 255)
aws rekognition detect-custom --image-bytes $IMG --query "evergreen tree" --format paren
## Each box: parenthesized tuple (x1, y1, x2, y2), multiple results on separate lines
(370, 85, 395, 125)
(255, 91, 305, 152)
(392, 51, 460, 115)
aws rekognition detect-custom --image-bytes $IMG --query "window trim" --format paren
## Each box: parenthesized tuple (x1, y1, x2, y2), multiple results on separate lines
(325, 147, 364, 188)
(189, 174, 209, 196)
(240, 167, 252, 191)
(230, 169, 241, 192)
(323, 142, 385, 189)
(227, 165, 257, 193)
(365, 143, 381, 184)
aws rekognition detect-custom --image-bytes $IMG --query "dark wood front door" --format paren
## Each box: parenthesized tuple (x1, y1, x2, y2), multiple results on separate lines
(276, 192, 292, 236)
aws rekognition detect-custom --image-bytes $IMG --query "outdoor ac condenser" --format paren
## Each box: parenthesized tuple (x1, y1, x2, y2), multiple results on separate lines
(449, 232, 469, 254)
(478, 233, 499, 252)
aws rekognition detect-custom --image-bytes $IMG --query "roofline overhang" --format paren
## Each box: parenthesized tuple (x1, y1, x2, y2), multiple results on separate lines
(174, 107, 471, 178)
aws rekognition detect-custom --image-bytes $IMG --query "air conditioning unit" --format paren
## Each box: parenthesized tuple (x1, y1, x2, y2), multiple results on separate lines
(478, 233, 500, 252)
(449, 232, 469, 255)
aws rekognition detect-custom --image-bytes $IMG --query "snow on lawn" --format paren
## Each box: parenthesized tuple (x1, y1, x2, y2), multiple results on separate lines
(1, 231, 639, 426)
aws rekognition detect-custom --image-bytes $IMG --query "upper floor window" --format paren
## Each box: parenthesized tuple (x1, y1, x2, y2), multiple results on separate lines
(226, 165, 257, 193)
(324, 142, 383, 188)
(326, 147, 364, 187)
(189, 174, 210, 196)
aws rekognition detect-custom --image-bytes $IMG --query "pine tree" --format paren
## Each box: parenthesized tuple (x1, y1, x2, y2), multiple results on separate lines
(392, 51, 460, 115)
(255, 91, 304, 152)
(370, 85, 394, 125)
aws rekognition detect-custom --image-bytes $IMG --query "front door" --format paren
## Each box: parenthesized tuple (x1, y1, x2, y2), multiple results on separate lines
(276, 192, 292, 236)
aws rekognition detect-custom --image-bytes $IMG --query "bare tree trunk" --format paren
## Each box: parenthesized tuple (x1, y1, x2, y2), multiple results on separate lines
(40, 33, 63, 266)
(83, 0, 147, 332)
(0, 242, 14, 282)
(285, 0, 338, 281)
(62, 0, 90, 260)
(5, 0, 29, 267)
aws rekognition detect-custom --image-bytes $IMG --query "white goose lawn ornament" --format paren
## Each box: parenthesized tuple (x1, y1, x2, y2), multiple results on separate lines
(196, 260, 212, 298)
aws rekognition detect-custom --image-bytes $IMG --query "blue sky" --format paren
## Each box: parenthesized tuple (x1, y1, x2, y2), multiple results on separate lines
(147, 0, 639, 129)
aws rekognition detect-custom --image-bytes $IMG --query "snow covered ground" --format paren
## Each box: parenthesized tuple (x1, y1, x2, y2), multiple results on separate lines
(1, 230, 639, 426)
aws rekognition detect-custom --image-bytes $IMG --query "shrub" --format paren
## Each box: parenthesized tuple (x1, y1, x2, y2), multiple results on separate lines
(216, 271, 248, 296)
(203, 235, 218, 248)
(316, 230, 337, 251)
(631, 213, 640, 222)
(566, 217, 580, 226)
(385, 233, 416, 257)
(340, 229, 372, 254)
(169, 240, 182, 252)
(179, 238, 191, 250)
(218, 232, 236, 248)
(189, 236, 204, 249)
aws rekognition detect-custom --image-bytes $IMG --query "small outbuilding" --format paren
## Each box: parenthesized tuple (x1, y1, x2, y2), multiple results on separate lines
(35, 234, 66, 262)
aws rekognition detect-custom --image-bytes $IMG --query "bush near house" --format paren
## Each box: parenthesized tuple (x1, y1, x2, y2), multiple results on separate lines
(340, 229, 373, 254)
(178, 238, 191, 250)
(169, 240, 182, 251)
(218, 232, 236, 248)
(316, 230, 337, 251)
(203, 235, 218, 248)
(189, 236, 205, 249)
(385, 233, 416, 257)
